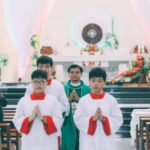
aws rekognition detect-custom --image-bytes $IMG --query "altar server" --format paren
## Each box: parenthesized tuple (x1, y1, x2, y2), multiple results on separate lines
(13, 70, 63, 150)
(74, 67, 123, 150)
(25, 55, 69, 114)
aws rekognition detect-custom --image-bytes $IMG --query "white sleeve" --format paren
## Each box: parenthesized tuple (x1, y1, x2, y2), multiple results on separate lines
(74, 100, 91, 134)
(25, 84, 33, 95)
(107, 99, 123, 134)
(51, 98, 64, 130)
(13, 98, 26, 132)
(58, 83, 69, 113)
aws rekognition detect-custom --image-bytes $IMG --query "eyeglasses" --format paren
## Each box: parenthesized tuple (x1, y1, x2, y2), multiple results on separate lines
(32, 79, 46, 85)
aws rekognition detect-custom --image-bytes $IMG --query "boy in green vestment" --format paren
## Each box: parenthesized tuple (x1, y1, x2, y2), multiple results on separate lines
(61, 64, 91, 150)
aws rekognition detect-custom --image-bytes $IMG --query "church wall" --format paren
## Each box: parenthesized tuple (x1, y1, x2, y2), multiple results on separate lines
(0, 0, 148, 82)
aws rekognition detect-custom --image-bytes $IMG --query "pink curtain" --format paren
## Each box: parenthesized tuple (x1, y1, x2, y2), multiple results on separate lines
(130, 0, 150, 47)
(3, 0, 55, 80)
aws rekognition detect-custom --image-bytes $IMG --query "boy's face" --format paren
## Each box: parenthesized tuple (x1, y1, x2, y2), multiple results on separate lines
(89, 77, 105, 93)
(68, 68, 82, 83)
(32, 78, 47, 94)
(37, 63, 52, 79)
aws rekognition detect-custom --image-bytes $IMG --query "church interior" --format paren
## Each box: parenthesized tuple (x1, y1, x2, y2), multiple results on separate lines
(0, 0, 150, 149)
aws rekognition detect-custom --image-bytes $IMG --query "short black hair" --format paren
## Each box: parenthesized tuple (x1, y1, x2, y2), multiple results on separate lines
(37, 56, 53, 67)
(68, 64, 83, 73)
(31, 70, 48, 80)
(89, 67, 106, 81)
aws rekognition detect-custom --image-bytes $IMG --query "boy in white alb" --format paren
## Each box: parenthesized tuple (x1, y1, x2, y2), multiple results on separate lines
(13, 70, 63, 150)
(25, 56, 69, 114)
(74, 67, 123, 150)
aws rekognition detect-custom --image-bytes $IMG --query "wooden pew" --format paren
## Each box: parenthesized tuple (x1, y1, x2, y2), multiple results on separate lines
(0, 123, 11, 150)
(135, 117, 150, 150)
(145, 122, 150, 150)
(2, 106, 16, 122)
(0, 122, 20, 150)
(1, 106, 21, 150)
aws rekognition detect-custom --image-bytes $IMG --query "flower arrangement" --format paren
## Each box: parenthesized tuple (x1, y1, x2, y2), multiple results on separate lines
(105, 32, 119, 49)
(31, 51, 39, 67)
(40, 46, 56, 55)
(111, 55, 147, 85)
(30, 34, 41, 49)
(0, 54, 8, 81)
(81, 44, 103, 55)
(0, 55, 8, 68)
(30, 34, 41, 67)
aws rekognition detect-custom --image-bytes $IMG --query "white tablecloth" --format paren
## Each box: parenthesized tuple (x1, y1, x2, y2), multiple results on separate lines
(130, 109, 150, 146)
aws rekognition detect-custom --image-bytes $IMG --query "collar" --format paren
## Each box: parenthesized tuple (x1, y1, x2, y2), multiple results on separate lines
(90, 92, 105, 100)
(70, 81, 81, 87)
(30, 92, 46, 100)
(67, 80, 84, 89)
(47, 79, 52, 85)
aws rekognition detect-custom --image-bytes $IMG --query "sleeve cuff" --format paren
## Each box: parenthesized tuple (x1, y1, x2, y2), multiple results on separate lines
(88, 116, 97, 135)
(43, 115, 57, 135)
(20, 117, 34, 134)
(102, 116, 111, 136)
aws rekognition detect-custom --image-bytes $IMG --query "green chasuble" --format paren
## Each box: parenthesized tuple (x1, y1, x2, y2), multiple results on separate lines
(61, 80, 91, 150)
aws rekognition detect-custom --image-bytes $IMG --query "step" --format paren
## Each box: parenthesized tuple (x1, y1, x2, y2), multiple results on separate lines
(117, 98, 150, 104)
(104, 87, 150, 92)
(111, 93, 150, 98)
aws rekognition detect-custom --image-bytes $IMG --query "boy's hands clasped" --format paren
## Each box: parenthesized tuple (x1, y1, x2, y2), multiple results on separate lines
(93, 107, 105, 122)
(29, 105, 44, 122)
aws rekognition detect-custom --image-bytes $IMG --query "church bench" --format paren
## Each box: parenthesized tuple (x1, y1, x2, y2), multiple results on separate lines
(2, 106, 16, 122)
(135, 117, 150, 150)
(0, 122, 11, 150)
(145, 122, 150, 150)
(1, 106, 21, 150)
(0, 122, 21, 150)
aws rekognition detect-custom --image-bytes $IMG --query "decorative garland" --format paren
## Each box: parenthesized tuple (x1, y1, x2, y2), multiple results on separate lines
(111, 55, 147, 84)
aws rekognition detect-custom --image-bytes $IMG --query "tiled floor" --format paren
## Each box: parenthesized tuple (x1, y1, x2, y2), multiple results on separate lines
(16, 137, 135, 150)
(116, 138, 134, 150)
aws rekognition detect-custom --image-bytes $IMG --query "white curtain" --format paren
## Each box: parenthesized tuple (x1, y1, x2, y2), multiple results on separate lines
(3, 0, 56, 79)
